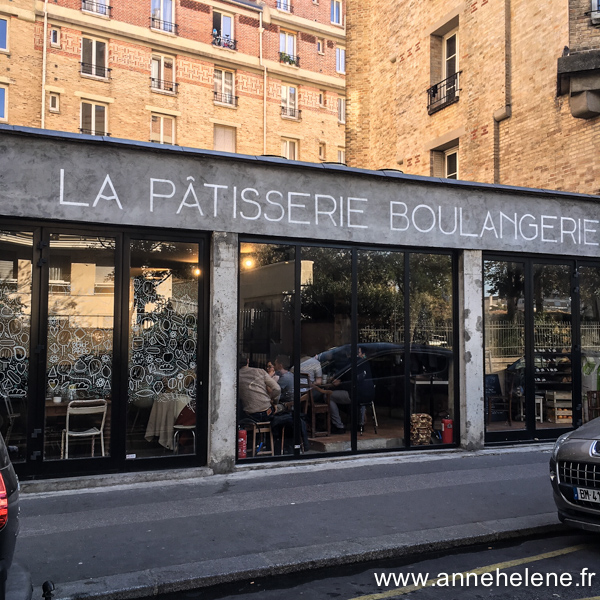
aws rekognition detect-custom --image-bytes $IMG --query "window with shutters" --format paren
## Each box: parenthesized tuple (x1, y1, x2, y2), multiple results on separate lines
(213, 124, 236, 152)
(214, 69, 236, 106)
(151, 55, 176, 93)
(150, 114, 175, 145)
(81, 37, 110, 79)
(80, 101, 107, 136)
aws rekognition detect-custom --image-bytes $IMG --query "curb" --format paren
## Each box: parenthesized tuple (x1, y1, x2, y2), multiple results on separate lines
(43, 513, 564, 600)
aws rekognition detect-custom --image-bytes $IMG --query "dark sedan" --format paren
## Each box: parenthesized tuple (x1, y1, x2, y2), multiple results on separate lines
(550, 417, 600, 532)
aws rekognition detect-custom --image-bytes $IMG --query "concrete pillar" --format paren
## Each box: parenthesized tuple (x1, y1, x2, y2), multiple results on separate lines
(458, 250, 485, 449)
(208, 231, 238, 473)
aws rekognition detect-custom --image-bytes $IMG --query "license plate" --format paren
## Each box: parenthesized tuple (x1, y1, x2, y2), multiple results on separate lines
(574, 487, 600, 503)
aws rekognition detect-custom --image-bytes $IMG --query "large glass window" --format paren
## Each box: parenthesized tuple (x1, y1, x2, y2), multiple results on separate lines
(126, 240, 200, 459)
(237, 243, 297, 458)
(533, 263, 572, 430)
(357, 250, 404, 450)
(43, 234, 115, 461)
(409, 254, 454, 445)
(81, 38, 108, 78)
(484, 260, 526, 431)
(238, 242, 457, 460)
(581, 266, 600, 423)
(0, 232, 32, 462)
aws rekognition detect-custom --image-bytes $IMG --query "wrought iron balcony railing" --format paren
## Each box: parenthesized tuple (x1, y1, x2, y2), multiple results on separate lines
(276, 0, 293, 12)
(81, 0, 112, 16)
(79, 128, 110, 136)
(150, 17, 178, 34)
(213, 91, 238, 106)
(151, 78, 178, 93)
(427, 71, 461, 114)
(281, 106, 301, 119)
(212, 33, 237, 50)
(80, 62, 111, 78)
(279, 52, 300, 67)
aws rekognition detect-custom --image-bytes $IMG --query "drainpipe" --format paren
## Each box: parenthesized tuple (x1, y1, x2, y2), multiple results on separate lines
(493, 0, 512, 183)
(41, 0, 49, 129)
(259, 12, 266, 154)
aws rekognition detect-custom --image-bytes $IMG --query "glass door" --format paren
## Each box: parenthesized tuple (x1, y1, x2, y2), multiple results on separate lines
(0, 231, 33, 463)
(484, 257, 577, 441)
(43, 233, 116, 461)
(126, 239, 201, 460)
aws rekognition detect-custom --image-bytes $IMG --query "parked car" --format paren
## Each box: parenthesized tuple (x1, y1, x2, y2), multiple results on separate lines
(550, 417, 600, 532)
(0, 433, 32, 600)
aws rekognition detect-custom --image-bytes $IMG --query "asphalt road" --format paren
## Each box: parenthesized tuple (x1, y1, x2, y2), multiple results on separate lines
(155, 532, 600, 600)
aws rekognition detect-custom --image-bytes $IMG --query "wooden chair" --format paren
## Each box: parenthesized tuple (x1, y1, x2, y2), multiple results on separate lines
(587, 391, 600, 422)
(300, 373, 330, 437)
(1, 393, 20, 444)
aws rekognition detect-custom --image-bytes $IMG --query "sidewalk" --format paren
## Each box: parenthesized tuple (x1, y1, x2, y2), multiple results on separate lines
(15, 445, 562, 600)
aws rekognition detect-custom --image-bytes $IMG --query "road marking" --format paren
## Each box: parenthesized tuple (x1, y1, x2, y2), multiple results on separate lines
(349, 544, 589, 600)
(574, 597, 600, 600)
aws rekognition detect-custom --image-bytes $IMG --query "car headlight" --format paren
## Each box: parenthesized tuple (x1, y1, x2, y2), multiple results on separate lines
(552, 431, 572, 461)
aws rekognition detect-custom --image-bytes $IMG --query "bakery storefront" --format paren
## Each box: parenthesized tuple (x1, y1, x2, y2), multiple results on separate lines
(0, 127, 598, 478)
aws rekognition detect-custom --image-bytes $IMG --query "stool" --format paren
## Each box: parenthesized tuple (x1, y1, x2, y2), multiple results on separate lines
(251, 421, 274, 457)
(359, 401, 378, 435)
(173, 425, 196, 454)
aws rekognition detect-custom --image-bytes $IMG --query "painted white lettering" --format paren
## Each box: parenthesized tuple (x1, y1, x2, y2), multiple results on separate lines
(59, 169, 89, 207)
(239, 188, 261, 220)
(92, 174, 123, 209)
(560, 217, 577, 244)
(459, 207, 478, 237)
(347, 197, 368, 229)
(339, 196, 343, 227)
(288, 192, 310, 225)
(500, 212, 518, 240)
(150, 178, 175, 212)
(412, 204, 436, 233)
(480, 211, 498, 238)
(233, 186, 237, 218)
(264, 190, 285, 222)
(438, 206, 457, 235)
(176, 177, 204, 215)
(203, 183, 228, 217)
(540, 215, 558, 243)
(390, 202, 409, 231)
(519, 214, 538, 241)
(315, 195, 337, 226)
(584, 219, 599, 246)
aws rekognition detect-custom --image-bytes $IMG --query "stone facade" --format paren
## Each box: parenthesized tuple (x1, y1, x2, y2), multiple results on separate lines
(346, 0, 600, 195)
(0, 0, 345, 162)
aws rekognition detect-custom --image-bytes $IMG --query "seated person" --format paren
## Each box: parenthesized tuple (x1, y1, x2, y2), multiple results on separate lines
(238, 356, 281, 422)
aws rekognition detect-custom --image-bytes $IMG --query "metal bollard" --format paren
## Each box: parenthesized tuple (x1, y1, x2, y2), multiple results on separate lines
(42, 581, 55, 599)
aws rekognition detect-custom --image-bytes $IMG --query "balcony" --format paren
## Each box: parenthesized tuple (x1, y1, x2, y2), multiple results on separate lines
(150, 17, 178, 34)
(281, 106, 301, 119)
(79, 128, 111, 136)
(80, 63, 111, 79)
(212, 33, 237, 50)
(279, 52, 300, 67)
(427, 72, 460, 114)
(213, 91, 238, 106)
(81, 0, 112, 16)
(151, 78, 178, 94)
(276, 0, 293, 12)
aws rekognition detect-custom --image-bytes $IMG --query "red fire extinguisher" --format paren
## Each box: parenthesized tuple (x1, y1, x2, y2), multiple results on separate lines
(441, 418, 453, 444)
(237, 427, 247, 459)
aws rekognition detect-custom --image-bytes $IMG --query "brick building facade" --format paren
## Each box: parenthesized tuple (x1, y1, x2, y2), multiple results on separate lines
(0, 0, 346, 162)
(346, 0, 600, 195)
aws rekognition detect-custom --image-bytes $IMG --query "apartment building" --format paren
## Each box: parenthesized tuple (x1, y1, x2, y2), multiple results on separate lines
(0, 0, 346, 161)
(346, 0, 600, 195)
